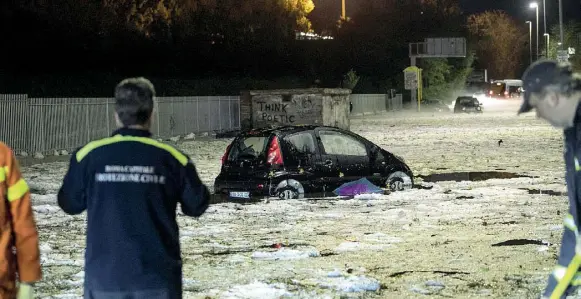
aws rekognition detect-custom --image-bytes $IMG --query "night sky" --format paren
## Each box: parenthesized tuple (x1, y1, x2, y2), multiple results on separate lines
(312, 0, 581, 32)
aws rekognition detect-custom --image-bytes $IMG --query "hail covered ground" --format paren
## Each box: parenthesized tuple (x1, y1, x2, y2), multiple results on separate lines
(29, 100, 567, 298)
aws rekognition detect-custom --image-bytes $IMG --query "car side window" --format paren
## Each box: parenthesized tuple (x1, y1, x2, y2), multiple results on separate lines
(319, 130, 367, 156)
(285, 132, 317, 154)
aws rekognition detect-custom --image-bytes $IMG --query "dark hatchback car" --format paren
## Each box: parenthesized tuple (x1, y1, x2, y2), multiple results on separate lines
(214, 125, 413, 200)
(454, 96, 483, 113)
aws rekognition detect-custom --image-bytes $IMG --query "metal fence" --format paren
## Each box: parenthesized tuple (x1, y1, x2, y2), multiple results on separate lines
(0, 95, 240, 154)
(0, 93, 400, 155)
(350, 94, 403, 115)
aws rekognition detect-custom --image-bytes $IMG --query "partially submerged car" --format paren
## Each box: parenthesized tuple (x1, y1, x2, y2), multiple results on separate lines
(454, 96, 483, 113)
(214, 125, 413, 200)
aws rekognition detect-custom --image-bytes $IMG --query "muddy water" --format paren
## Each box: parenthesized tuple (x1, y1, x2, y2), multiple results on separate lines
(418, 171, 531, 183)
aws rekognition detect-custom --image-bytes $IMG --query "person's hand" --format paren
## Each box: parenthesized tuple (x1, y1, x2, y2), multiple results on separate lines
(17, 283, 34, 299)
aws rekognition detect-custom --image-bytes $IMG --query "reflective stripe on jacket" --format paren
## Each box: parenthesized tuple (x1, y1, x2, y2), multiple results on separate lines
(0, 142, 41, 298)
(544, 112, 581, 298)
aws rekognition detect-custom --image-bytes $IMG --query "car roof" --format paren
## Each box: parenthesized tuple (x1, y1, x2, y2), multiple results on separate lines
(239, 125, 343, 137)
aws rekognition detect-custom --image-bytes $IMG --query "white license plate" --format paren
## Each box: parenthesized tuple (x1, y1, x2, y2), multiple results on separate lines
(229, 191, 250, 199)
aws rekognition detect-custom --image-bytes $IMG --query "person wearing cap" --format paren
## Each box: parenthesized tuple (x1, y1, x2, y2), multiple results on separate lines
(518, 59, 581, 299)
(57, 77, 210, 299)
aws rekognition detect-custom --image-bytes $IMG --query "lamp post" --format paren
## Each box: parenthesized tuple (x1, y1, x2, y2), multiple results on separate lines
(526, 21, 533, 64)
(530, 2, 539, 60)
(542, 0, 546, 35)
(544, 33, 550, 58)
(542, 0, 548, 56)
(559, 0, 564, 49)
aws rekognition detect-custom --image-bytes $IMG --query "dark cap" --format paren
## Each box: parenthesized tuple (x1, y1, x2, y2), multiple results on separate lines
(518, 60, 573, 114)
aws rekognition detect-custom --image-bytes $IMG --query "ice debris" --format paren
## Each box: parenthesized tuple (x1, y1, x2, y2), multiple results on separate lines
(410, 280, 446, 295)
(354, 193, 385, 200)
(319, 275, 381, 292)
(39, 243, 52, 253)
(33, 205, 61, 214)
(327, 270, 343, 278)
(251, 248, 320, 261)
(334, 241, 392, 252)
(220, 281, 291, 299)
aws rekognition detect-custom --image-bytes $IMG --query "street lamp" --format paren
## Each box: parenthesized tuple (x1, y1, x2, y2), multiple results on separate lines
(542, 0, 546, 36)
(559, 0, 564, 49)
(526, 21, 533, 64)
(544, 33, 550, 58)
(542, 0, 548, 56)
(530, 2, 539, 60)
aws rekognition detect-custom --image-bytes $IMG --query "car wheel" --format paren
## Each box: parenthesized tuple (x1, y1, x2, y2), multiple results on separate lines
(277, 186, 299, 199)
(274, 179, 304, 200)
(386, 171, 413, 191)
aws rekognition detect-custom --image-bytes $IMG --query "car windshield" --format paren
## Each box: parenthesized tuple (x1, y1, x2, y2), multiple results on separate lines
(457, 97, 479, 106)
(227, 136, 269, 161)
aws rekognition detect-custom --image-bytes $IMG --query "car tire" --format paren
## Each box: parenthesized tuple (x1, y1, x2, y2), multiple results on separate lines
(274, 179, 304, 200)
(386, 171, 413, 191)
(277, 186, 299, 200)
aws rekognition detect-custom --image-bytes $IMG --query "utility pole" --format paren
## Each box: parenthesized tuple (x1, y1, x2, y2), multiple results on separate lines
(342, 0, 346, 19)
(527, 21, 533, 64)
(559, 0, 564, 48)
(543, 0, 546, 35)
(536, 5, 539, 59)
(543, 0, 547, 56)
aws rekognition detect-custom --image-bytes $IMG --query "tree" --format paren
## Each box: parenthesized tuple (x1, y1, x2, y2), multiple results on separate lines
(468, 10, 527, 79)
(420, 52, 474, 101)
(101, 0, 179, 40)
(547, 21, 581, 70)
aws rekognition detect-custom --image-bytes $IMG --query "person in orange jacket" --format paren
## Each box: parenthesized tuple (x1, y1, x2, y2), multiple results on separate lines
(0, 142, 41, 299)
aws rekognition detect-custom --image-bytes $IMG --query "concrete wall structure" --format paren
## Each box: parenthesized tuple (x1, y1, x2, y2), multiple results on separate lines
(240, 88, 351, 131)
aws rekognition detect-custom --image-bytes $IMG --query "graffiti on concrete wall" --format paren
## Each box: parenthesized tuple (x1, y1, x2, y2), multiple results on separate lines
(253, 94, 322, 127)
(293, 95, 317, 119)
(255, 100, 296, 123)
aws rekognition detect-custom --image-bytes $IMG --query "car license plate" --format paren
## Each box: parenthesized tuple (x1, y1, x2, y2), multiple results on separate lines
(229, 191, 250, 199)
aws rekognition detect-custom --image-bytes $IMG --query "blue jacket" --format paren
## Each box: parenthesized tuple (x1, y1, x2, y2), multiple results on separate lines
(544, 104, 581, 299)
(57, 128, 209, 295)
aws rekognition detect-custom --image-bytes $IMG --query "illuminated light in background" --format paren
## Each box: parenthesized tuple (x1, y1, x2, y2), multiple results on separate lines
(295, 32, 334, 40)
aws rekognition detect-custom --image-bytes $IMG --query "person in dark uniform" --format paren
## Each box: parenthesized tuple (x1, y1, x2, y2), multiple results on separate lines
(518, 60, 581, 299)
(57, 77, 210, 299)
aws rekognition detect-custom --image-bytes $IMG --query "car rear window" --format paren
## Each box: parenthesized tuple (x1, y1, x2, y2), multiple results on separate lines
(489, 82, 505, 94)
(508, 86, 520, 93)
(227, 136, 269, 161)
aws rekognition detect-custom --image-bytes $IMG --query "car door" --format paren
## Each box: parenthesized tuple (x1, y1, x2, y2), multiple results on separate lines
(281, 131, 320, 194)
(315, 128, 371, 188)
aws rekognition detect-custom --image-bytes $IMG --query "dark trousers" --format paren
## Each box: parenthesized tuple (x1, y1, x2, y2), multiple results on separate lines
(84, 288, 181, 299)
